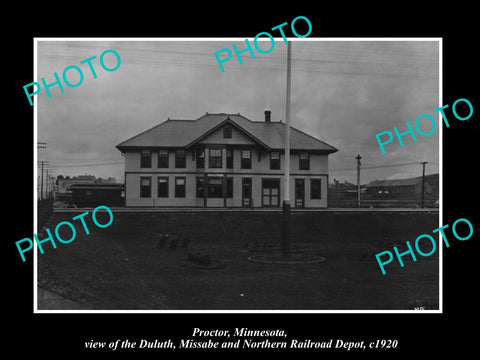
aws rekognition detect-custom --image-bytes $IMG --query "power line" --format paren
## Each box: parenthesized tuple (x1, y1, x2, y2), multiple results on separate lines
(330, 161, 438, 172)
(49, 161, 123, 168)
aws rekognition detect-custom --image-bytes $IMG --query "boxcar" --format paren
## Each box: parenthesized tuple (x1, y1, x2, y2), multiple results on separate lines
(70, 183, 124, 207)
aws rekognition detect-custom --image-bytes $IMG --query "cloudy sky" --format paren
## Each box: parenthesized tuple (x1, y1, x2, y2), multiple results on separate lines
(36, 39, 440, 184)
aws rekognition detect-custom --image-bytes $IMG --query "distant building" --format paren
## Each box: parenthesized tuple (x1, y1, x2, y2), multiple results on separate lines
(56, 174, 96, 193)
(95, 177, 117, 184)
(366, 174, 438, 200)
(328, 179, 358, 200)
(56, 174, 117, 192)
(116, 111, 338, 208)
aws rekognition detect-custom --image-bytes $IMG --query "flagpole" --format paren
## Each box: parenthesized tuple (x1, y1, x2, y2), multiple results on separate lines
(281, 40, 292, 258)
(285, 41, 291, 203)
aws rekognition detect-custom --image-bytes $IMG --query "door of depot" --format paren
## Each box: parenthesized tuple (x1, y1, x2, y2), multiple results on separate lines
(262, 178, 280, 207)
(295, 178, 305, 208)
(242, 178, 252, 207)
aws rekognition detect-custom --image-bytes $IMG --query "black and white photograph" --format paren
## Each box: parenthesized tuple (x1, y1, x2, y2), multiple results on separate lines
(34, 38, 440, 311)
(7, 7, 478, 357)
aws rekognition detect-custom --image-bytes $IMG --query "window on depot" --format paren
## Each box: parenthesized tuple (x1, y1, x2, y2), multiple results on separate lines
(140, 177, 151, 198)
(175, 177, 186, 198)
(270, 151, 280, 170)
(158, 149, 169, 168)
(223, 125, 232, 139)
(157, 177, 169, 198)
(241, 149, 252, 169)
(175, 149, 186, 168)
(140, 149, 151, 168)
(209, 148, 222, 168)
(196, 148, 205, 169)
(196, 177, 204, 198)
(226, 148, 234, 169)
(299, 152, 310, 170)
(310, 178, 321, 199)
(206, 176, 233, 198)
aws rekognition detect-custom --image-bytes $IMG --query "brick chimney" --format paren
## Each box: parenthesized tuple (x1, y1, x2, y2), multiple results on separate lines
(265, 110, 271, 122)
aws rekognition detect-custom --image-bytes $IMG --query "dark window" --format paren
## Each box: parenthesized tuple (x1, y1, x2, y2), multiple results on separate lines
(175, 177, 186, 197)
(226, 148, 233, 169)
(140, 150, 151, 168)
(158, 149, 169, 168)
(208, 177, 223, 198)
(311, 179, 321, 199)
(157, 177, 168, 197)
(140, 177, 151, 198)
(270, 151, 280, 170)
(205, 176, 233, 198)
(299, 152, 310, 170)
(196, 148, 205, 169)
(227, 177, 233, 198)
(175, 150, 186, 168)
(209, 148, 222, 168)
(223, 126, 232, 139)
(241, 149, 252, 169)
(196, 177, 204, 198)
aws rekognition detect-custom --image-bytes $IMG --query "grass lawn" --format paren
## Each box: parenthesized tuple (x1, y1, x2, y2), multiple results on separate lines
(37, 211, 439, 310)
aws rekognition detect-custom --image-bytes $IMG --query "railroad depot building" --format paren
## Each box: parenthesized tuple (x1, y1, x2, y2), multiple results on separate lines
(116, 111, 338, 208)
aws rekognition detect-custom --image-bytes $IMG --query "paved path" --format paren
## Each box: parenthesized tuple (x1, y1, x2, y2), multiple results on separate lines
(37, 286, 86, 310)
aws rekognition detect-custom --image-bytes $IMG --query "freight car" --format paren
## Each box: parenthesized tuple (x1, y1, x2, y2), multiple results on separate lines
(70, 183, 124, 207)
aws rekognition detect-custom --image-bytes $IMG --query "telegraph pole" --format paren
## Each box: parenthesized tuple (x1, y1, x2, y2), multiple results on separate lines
(356, 154, 362, 208)
(37, 142, 47, 200)
(37, 161, 50, 200)
(281, 41, 292, 258)
(421, 161, 428, 208)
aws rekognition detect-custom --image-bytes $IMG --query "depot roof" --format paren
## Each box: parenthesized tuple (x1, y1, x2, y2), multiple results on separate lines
(116, 113, 338, 153)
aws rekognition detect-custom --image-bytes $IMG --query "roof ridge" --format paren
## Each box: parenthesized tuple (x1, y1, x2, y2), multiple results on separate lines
(194, 112, 256, 122)
(165, 119, 195, 122)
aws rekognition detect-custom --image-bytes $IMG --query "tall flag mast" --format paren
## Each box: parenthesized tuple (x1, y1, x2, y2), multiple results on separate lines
(281, 41, 292, 258)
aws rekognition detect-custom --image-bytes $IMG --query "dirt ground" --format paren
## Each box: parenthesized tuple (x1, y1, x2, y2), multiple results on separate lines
(37, 211, 439, 310)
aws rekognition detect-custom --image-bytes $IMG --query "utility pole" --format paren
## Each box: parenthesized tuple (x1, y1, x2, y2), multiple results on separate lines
(37, 142, 47, 201)
(37, 160, 50, 200)
(281, 41, 292, 258)
(356, 154, 362, 208)
(421, 161, 428, 208)
(46, 168, 52, 199)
